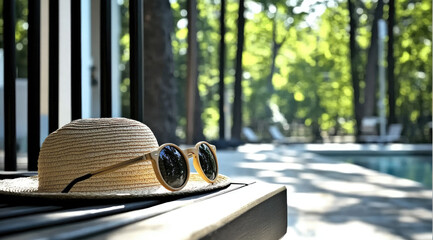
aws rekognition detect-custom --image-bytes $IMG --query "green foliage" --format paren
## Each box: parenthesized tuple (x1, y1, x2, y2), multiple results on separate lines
(169, 0, 431, 142)
(172, 0, 237, 139)
(393, 0, 432, 142)
(118, 0, 131, 118)
(171, 0, 188, 138)
(3, 0, 431, 143)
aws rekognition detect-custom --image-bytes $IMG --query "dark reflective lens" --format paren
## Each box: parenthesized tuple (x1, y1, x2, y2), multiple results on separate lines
(198, 143, 217, 180)
(158, 145, 188, 188)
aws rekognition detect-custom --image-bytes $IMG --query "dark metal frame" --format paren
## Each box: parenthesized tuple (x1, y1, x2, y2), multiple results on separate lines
(71, 0, 82, 120)
(100, 0, 112, 117)
(3, 0, 17, 171)
(49, 0, 59, 133)
(129, 0, 144, 122)
(2, 0, 147, 171)
(27, 0, 41, 171)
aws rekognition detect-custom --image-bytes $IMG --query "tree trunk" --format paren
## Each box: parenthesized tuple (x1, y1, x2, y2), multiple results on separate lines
(186, 0, 205, 144)
(142, 0, 178, 144)
(266, 17, 287, 125)
(387, 0, 396, 125)
(348, 0, 362, 137)
(363, 0, 384, 117)
(267, 19, 278, 93)
(193, 81, 205, 142)
(218, 0, 226, 140)
(417, 86, 426, 142)
(231, 0, 246, 140)
(267, 17, 287, 94)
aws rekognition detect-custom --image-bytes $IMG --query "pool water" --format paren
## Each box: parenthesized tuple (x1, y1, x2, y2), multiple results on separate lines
(332, 155, 432, 188)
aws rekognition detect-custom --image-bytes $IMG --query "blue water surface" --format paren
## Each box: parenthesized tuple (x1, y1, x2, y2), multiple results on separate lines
(332, 155, 432, 188)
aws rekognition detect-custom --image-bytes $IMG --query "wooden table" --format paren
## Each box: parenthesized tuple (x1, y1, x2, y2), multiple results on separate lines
(0, 175, 287, 240)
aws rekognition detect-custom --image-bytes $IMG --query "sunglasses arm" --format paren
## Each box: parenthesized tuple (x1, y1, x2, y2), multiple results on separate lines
(210, 145, 216, 152)
(61, 154, 150, 193)
(91, 155, 148, 176)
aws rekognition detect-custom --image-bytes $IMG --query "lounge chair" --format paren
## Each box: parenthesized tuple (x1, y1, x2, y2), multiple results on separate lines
(268, 125, 311, 144)
(382, 124, 403, 142)
(269, 125, 287, 144)
(360, 123, 403, 143)
(360, 117, 379, 136)
(242, 127, 260, 143)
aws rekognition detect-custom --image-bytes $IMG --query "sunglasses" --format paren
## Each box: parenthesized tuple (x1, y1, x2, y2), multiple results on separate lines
(61, 141, 218, 193)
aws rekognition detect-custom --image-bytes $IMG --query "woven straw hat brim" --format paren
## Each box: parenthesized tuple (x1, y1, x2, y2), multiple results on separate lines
(0, 174, 230, 204)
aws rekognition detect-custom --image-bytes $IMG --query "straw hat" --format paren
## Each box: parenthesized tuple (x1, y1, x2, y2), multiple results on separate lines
(0, 118, 230, 203)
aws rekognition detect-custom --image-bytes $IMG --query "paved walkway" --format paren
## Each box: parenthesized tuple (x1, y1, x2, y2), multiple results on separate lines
(217, 144, 432, 240)
(0, 144, 431, 239)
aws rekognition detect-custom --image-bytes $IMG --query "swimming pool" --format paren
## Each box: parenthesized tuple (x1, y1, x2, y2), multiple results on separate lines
(330, 155, 432, 188)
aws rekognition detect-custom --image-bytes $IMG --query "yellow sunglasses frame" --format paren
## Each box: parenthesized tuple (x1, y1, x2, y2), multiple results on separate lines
(61, 141, 218, 193)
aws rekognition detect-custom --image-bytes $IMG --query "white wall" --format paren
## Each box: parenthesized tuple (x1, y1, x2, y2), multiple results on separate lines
(58, 0, 72, 127)
(90, 0, 101, 118)
(111, 0, 121, 117)
(81, 0, 92, 119)
(40, 0, 49, 144)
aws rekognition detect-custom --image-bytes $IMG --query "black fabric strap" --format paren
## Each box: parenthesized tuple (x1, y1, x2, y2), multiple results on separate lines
(61, 173, 93, 193)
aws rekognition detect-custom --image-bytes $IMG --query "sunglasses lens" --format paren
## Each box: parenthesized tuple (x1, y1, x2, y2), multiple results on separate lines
(198, 143, 217, 180)
(158, 145, 188, 189)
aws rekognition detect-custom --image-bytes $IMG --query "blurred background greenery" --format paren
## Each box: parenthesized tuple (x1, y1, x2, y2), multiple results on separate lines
(168, 0, 432, 143)
(3, 0, 432, 144)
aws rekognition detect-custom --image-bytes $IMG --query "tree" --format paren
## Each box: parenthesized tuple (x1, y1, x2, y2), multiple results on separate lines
(348, 0, 362, 137)
(363, 0, 384, 117)
(169, 0, 431, 143)
(186, 0, 205, 144)
(142, 0, 178, 144)
(218, 0, 226, 140)
(394, 0, 432, 142)
(231, 0, 246, 140)
(387, 0, 396, 125)
(267, 16, 287, 94)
